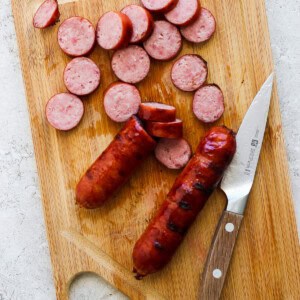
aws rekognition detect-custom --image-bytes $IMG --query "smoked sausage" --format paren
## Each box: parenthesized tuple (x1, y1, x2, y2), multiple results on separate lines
(33, 0, 60, 29)
(132, 126, 236, 278)
(146, 119, 183, 139)
(138, 102, 176, 122)
(76, 116, 157, 208)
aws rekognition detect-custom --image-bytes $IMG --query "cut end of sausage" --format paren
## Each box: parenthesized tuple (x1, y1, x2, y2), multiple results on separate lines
(155, 138, 192, 169)
(171, 54, 208, 92)
(33, 0, 60, 29)
(111, 45, 150, 84)
(64, 57, 101, 96)
(104, 82, 141, 123)
(180, 8, 216, 43)
(138, 102, 176, 122)
(46, 93, 84, 131)
(143, 20, 182, 61)
(164, 0, 200, 26)
(58, 17, 95, 57)
(193, 84, 225, 123)
(121, 5, 154, 43)
(96, 11, 132, 50)
(146, 119, 183, 139)
(141, 0, 179, 13)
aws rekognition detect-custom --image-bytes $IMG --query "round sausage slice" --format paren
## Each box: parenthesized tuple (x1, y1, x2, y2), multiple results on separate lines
(164, 0, 200, 26)
(46, 93, 84, 131)
(104, 82, 141, 123)
(193, 84, 225, 123)
(33, 0, 60, 29)
(58, 17, 95, 57)
(96, 11, 132, 50)
(146, 119, 183, 139)
(111, 46, 150, 84)
(143, 21, 182, 61)
(138, 102, 176, 122)
(171, 54, 207, 92)
(121, 5, 154, 43)
(64, 57, 101, 96)
(141, 0, 178, 13)
(180, 8, 216, 43)
(155, 138, 192, 169)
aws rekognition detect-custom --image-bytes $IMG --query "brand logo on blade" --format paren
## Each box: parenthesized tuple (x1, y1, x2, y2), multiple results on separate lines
(244, 129, 260, 176)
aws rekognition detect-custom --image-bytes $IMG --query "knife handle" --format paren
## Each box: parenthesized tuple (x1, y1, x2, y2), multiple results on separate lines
(199, 211, 243, 300)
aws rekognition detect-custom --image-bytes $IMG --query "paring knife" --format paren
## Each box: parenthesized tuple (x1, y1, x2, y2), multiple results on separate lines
(199, 73, 275, 300)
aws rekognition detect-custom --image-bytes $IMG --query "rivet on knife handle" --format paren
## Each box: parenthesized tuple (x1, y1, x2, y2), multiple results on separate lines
(199, 211, 243, 300)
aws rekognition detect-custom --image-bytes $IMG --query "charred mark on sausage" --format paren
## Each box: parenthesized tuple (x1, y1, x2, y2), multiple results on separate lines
(178, 200, 192, 210)
(167, 221, 185, 234)
(194, 182, 212, 195)
(154, 241, 164, 250)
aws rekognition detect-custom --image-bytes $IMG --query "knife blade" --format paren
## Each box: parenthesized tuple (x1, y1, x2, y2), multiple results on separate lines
(199, 73, 274, 300)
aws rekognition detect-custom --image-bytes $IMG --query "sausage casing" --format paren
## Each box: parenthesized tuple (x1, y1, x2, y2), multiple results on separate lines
(132, 126, 236, 277)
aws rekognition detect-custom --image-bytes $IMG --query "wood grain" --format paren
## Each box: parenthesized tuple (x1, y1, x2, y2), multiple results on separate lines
(199, 211, 244, 300)
(11, 0, 300, 299)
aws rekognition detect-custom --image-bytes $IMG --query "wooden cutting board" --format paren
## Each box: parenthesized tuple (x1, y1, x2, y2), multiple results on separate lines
(12, 0, 300, 299)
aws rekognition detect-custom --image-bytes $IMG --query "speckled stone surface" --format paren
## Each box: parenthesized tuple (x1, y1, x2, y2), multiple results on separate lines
(0, 0, 299, 299)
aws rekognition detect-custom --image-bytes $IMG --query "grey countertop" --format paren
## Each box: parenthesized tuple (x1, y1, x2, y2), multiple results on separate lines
(0, 0, 299, 299)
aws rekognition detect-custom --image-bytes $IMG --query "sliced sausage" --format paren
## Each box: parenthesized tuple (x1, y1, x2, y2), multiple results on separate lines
(146, 119, 183, 139)
(57, 17, 95, 57)
(76, 116, 157, 208)
(180, 8, 216, 43)
(143, 21, 182, 61)
(96, 11, 132, 50)
(193, 84, 225, 123)
(104, 82, 141, 123)
(121, 5, 154, 43)
(132, 126, 236, 277)
(171, 54, 207, 92)
(63, 57, 101, 96)
(138, 102, 176, 122)
(45, 93, 84, 131)
(141, 0, 179, 13)
(155, 138, 192, 169)
(164, 0, 200, 26)
(111, 46, 150, 84)
(33, 0, 60, 29)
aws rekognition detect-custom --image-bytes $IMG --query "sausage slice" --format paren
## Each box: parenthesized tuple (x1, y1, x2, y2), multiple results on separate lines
(96, 11, 132, 50)
(138, 102, 176, 122)
(46, 93, 84, 131)
(121, 5, 154, 43)
(164, 0, 200, 26)
(63, 57, 101, 96)
(146, 119, 183, 139)
(141, 0, 179, 13)
(58, 17, 95, 57)
(76, 116, 157, 208)
(155, 138, 192, 169)
(171, 54, 207, 92)
(104, 82, 141, 123)
(193, 84, 225, 123)
(143, 21, 182, 61)
(180, 8, 216, 43)
(33, 0, 60, 29)
(111, 46, 150, 84)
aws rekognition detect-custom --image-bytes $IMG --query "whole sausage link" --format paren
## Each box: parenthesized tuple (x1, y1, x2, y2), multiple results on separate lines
(132, 126, 236, 278)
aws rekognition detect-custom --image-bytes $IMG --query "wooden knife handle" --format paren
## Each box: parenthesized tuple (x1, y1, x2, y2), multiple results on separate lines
(199, 211, 244, 300)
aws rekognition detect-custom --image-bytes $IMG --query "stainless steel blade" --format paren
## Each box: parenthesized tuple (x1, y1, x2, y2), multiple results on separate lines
(220, 73, 274, 214)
